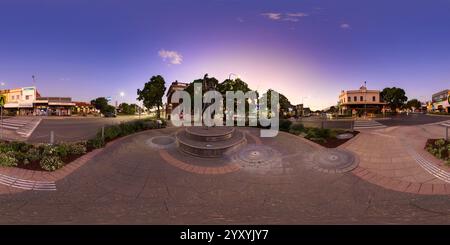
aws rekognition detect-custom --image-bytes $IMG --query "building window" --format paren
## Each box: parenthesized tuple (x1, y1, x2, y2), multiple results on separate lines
(360, 96, 364, 101)
(348, 96, 351, 102)
(11, 96, 14, 100)
(26, 95, 30, 100)
(354, 96, 357, 102)
(16, 95, 20, 100)
(372, 96, 376, 102)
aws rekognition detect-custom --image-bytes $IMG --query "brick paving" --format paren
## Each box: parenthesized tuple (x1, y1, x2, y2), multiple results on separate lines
(343, 124, 450, 195)
(0, 126, 450, 224)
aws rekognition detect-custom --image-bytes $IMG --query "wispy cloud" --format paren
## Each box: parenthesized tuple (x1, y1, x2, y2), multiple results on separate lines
(236, 17, 244, 23)
(340, 23, 351, 29)
(287, 12, 309, 17)
(59, 78, 71, 81)
(261, 12, 282, 20)
(262, 12, 309, 22)
(158, 49, 183, 65)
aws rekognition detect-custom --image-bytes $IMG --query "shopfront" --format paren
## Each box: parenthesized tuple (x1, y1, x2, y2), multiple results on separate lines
(34, 97, 75, 116)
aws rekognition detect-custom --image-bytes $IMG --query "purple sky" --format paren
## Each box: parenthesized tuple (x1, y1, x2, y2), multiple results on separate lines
(0, 0, 449, 110)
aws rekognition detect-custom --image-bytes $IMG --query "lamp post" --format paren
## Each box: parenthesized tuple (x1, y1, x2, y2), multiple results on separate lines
(301, 96, 308, 117)
(228, 73, 239, 80)
(364, 81, 367, 119)
(119, 92, 125, 114)
(0, 82, 5, 140)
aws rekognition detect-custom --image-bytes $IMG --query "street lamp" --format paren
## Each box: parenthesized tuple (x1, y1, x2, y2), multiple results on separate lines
(0, 82, 5, 140)
(228, 73, 239, 80)
(364, 81, 367, 118)
(300, 96, 308, 117)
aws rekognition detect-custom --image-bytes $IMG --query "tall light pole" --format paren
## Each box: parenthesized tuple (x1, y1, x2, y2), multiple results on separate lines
(364, 81, 367, 118)
(0, 82, 5, 140)
(300, 96, 308, 117)
(119, 92, 125, 114)
(228, 73, 239, 80)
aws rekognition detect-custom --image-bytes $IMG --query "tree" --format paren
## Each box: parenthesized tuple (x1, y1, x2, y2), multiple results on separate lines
(381, 87, 408, 111)
(216, 78, 252, 94)
(91, 97, 115, 114)
(405, 99, 422, 110)
(118, 103, 137, 115)
(183, 74, 220, 111)
(217, 78, 255, 115)
(184, 75, 219, 97)
(261, 89, 292, 118)
(137, 75, 167, 118)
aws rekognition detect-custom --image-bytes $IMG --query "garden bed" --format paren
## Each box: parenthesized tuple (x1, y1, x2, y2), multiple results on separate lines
(313, 131, 359, 148)
(280, 119, 359, 148)
(0, 118, 166, 171)
(425, 139, 450, 165)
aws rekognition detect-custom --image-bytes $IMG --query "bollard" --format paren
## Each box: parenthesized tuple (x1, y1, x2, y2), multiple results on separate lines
(50, 131, 54, 145)
(101, 126, 105, 141)
(446, 126, 449, 141)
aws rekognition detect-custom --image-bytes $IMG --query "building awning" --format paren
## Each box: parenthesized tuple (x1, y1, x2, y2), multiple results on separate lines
(48, 102, 76, 106)
(4, 103, 19, 108)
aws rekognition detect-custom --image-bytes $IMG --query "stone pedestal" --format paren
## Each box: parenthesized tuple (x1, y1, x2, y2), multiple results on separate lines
(176, 126, 246, 158)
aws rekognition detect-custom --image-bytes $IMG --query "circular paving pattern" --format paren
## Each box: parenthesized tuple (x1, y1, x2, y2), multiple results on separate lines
(146, 136, 176, 149)
(311, 148, 358, 173)
(231, 144, 283, 174)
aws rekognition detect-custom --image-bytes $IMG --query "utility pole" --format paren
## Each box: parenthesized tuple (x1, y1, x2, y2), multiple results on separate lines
(364, 81, 367, 118)
(0, 83, 5, 140)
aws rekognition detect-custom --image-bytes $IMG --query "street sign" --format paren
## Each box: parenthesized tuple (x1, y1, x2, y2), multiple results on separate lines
(0, 95, 6, 107)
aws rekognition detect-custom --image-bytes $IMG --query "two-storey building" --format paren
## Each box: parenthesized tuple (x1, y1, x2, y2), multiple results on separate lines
(338, 85, 387, 117)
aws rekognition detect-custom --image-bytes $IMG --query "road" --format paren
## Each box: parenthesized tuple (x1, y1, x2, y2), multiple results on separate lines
(28, 115, 151, 143)
(26, 114, 449, 143)
(376, 113, 449, 126)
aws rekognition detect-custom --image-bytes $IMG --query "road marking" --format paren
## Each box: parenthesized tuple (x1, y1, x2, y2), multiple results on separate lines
(404, 146, 450, 183)
(0, 118, 42, 139)
(0, 173, 56, 191)
(353, 120, 387, 130)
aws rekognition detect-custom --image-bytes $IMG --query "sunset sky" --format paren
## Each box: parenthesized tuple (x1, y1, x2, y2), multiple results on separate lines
(1, 0, 449, 110)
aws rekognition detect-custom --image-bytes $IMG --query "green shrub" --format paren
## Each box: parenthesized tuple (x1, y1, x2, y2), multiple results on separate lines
(305, 128, 331, 139)
(12, 151, 27, 163)
(0, 152, 18, 167)
(55, 144, 71, 158)
(69, 143, 87, 155)
(87, 137, 105, 149)
(40, 156, 64, 171)
(8, 141, 31, 152)
(118, 122, 136, 136)
(132, 120, 147, 131)
(103, 125, 122, 141)
(435, 139, 446, 147)
(426, 139, 449, 162)
(25, 147, 41, 162)
(279, 119, 292, 132)
(41, 144, 58, 157)
(289, 123, 305, 135)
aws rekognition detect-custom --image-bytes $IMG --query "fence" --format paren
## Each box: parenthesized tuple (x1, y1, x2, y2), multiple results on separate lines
(297, 119, 354, 130)
(29, 126, 105, 144)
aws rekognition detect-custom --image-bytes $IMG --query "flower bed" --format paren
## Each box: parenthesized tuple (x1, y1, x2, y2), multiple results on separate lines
(0, 118, 166, 171)
(280, 120, 358, 148)
(425, 139, 450, 165)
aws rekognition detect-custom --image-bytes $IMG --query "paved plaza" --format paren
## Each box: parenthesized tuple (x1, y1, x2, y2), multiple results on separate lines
(1, 118, 450, 224)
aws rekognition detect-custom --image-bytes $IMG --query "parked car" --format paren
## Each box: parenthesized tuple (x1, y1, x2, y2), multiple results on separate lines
(103, 112, 117, 118)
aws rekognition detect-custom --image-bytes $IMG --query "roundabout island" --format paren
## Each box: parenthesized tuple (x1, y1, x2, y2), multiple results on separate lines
(1, 121, 450, 224)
